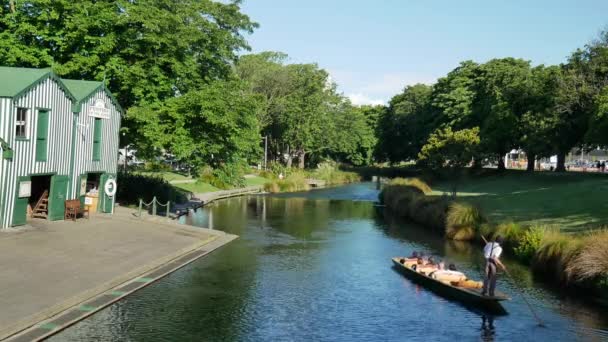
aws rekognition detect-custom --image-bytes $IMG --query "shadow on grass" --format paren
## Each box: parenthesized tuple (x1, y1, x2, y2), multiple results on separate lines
(429, 171, 608, 232)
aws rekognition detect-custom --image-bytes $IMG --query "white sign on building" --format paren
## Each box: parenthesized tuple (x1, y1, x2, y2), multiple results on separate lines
(18, 181, 31, 198)
(89, 98, 110, 119)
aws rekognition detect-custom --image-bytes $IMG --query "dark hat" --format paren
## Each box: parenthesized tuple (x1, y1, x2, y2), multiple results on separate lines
(495, 235, 504, 244)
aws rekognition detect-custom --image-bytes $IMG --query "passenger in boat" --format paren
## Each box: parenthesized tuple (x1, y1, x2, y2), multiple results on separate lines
(481, 236, 506, 297)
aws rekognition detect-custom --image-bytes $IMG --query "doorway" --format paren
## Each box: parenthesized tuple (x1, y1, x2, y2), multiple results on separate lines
(29, 175, 51, 219)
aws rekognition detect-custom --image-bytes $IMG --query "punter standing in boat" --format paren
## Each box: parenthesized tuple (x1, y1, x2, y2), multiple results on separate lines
(481, 236, 506, 297)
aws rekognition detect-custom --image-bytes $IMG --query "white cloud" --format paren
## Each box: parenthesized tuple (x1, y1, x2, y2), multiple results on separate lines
(347, 93, 386, 106)
(329, 69, 438, 105)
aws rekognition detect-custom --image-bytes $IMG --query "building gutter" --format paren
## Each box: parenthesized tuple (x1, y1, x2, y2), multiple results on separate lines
(68, 113, 79, 199)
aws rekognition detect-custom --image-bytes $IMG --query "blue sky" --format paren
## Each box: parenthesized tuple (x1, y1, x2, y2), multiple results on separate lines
(240, 0, 608, 105)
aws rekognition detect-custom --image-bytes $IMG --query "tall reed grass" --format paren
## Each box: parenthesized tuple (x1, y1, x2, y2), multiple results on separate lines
(381, 181, 608, 297)
(565, 230, 608, 282)
(445, 203, 485, 240)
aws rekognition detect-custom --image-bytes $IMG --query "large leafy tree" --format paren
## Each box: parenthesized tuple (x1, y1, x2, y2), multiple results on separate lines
(431, 61, 480, 130)
(128, 79, 260, 171)
(327, 103, 379, 166)
(0, 0, 257, 143)
(519, 65, 562, 171)
(376, 84, 433, 164)
(281, 63, 334, 168)
(473, 58, 532, 170)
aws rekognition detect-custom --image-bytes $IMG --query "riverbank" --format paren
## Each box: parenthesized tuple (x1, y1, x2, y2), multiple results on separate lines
(379, 176, 608, 304)
(0, 208, 236, 341)
(262, 167, 360, 193)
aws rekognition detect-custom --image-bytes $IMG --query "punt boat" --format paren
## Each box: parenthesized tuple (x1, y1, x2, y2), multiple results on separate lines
(392, 257, 510, 313)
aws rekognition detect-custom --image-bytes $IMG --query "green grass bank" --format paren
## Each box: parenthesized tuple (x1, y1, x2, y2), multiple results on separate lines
(379, 174, 608, 303)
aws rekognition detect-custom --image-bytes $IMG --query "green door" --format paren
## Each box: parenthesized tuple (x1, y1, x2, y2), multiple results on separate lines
(98, 173, 116, 213)
(12, 176, 31, 226)
(49, 175, 69, 221)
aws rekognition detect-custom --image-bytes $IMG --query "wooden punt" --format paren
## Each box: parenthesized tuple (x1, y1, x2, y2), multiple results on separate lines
(392, 257, 509, 313)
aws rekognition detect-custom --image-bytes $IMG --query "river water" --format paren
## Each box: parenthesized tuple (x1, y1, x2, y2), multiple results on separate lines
(51, 183, 608, 341)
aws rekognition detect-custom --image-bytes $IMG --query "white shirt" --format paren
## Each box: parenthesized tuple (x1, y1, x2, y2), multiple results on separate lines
(483, 242, 503, 259)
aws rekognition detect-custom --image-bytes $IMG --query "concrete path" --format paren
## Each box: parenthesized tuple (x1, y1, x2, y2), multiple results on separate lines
(193, 185, 262, 203)
(169, 179, 196, 184)
(0, 208, 236, 341)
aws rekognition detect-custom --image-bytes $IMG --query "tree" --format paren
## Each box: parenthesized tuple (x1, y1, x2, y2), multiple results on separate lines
(0, 0, 257, 144)
(418, 127, 480, 195)
(326, 103, 379, 166)
(128, 79, 260, 172)
(431, 61, 480, 130)
(376, 84, 433, 163)
(519, 65, 562, 171)
(280, 63, 335, 168)
(473, 58, 532, 170)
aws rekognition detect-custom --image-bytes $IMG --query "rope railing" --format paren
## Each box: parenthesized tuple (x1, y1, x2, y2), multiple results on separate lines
(138, 196, 171, 218)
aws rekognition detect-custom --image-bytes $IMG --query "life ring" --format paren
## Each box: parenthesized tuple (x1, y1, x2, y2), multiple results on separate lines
(104, 178, 117, 197)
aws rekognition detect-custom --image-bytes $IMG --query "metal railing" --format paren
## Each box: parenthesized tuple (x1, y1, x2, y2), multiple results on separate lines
(138, 197, 170, 218)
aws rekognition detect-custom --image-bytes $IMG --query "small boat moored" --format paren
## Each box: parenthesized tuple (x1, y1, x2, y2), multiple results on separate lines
(392, 257, 510, 313)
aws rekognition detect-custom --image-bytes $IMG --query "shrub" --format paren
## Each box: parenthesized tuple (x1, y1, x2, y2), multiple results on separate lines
(532, 230, 582, 282)
(565, 230, 608, 282)
(381, 185, 450, 233)
(264, 181, 280, 193)
(312, 160, 361, 185)
(491, 222, 525, 246)
(144, 160, 171, 172)
(514, 225, 546, 262)
(116, 172, 189, 205)
(388, 177, 432, 194)
(197, 163, 245, 190)
(445, 202, 485, 240)
(264, 172, 310, 193)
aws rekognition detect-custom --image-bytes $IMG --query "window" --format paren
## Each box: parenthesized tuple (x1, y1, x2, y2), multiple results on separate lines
(35, 110, 49, 161)
(15, 108, 27, 138)
(92, 118, 102, 161)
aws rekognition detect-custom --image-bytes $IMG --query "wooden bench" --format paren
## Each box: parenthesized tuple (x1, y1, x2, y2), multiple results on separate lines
(65, 199, 90, 221)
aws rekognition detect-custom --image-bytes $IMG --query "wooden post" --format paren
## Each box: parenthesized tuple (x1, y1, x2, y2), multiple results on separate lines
(166, 201, 170, 218)
(152, 197, 157, 216)
(138, 199, 142, 218)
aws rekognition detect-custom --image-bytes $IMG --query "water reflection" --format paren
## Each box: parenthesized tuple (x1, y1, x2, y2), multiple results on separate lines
(51, 183, 608, 342)
(480, 315, 496, 341)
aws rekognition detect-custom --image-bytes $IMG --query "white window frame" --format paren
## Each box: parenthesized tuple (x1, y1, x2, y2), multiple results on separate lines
(15, 107, 28, 139)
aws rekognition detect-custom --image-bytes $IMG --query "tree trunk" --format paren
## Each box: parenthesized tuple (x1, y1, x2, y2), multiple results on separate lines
(556, 152, 566, 172)
(286, 156, 292, 168)
(526, 154, 535, 172)
(497, 154, 506, 171)
(472, 157, 483, 169)
(298, 151, 305, 169)
(285, 145, 292, 168)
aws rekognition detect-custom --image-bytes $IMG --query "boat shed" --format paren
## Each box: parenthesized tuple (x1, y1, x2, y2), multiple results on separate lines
(0, 67, 122, 228)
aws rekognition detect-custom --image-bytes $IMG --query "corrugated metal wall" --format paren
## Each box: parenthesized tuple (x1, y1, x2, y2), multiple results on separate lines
(0, 78, 74, 228)
(0, 98, 11, 226)
(69, 90, 120, 198)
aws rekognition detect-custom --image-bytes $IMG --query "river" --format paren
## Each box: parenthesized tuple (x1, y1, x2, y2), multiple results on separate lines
(50, 183, 608, 341)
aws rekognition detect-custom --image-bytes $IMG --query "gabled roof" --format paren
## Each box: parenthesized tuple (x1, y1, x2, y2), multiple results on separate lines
(0, 67, 76, 102)
(62, 78, 124, 114)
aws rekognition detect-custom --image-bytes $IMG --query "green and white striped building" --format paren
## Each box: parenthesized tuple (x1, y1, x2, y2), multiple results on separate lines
(0, 67, 122, 228)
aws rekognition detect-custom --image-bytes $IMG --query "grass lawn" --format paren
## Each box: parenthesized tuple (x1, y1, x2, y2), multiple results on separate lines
(173, 181, 220, 194)
(245, 175, 271, 186)
(430, 171, 608, 233)
(135, 171, 192, 182)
